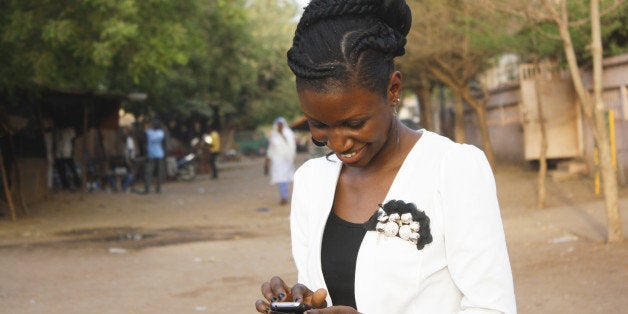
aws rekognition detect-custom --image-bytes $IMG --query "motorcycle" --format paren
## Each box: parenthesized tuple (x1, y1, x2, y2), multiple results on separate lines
(166, 135, 212, 181)
(175, 152, 197, 181)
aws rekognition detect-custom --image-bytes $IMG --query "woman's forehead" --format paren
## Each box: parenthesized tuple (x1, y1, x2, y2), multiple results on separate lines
(298, 84, 380, 101)
(298, 86, 384, 120)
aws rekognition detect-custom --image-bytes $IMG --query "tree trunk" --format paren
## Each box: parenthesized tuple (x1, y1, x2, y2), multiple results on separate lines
(460, 87, 495, 167)
(453, 89, 466, 143)
(554, 0, 622, 242)
(534, 58, 548, 209)
(591, 0, 622, 242)
(417, 75, 435, 131)
(0, 150, 17, 221)
(474, 103, 495, 167)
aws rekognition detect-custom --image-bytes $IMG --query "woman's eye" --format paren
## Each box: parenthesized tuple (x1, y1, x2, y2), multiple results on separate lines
(346, 120, 366, 129)
(309, 120, 326, 128)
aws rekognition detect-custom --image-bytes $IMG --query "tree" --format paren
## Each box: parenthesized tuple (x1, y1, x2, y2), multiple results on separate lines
(0, 0, 197, 95)
(402, 0, 516, 166)
(486, 0, 625, 243)
(123, 0, 301, 130)
(130, 0, 256, 126)
(239, 0, 302, 128)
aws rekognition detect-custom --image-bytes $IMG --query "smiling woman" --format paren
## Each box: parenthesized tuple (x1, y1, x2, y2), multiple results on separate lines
(255, 0, 517, 313)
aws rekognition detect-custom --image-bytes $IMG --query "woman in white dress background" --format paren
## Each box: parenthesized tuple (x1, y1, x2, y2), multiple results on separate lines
(266, 117, 297, 205)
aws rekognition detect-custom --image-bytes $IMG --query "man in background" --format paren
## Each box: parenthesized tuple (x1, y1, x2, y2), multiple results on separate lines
(208, 127, 220, 179)
(142, 119, 165, 194)
(54, 126, 81, 190)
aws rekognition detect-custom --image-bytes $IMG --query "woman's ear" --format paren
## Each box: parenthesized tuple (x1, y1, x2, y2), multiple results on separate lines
(388, 71, 403, 106)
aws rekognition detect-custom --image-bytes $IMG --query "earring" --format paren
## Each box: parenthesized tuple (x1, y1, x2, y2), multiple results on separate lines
(392, 110, 400, 145)
(311, 137, 326, 147)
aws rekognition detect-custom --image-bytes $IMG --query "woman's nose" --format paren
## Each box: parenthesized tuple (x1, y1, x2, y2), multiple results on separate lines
(326, 128, 351, 153)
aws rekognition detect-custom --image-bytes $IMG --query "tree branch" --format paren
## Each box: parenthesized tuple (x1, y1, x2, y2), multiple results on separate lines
(427, 63, 462, 91)
(433, 55, 464, 87)
(568, 0, 627, 27)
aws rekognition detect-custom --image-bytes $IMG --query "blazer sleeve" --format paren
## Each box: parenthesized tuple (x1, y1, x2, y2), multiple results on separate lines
(440, 144, 517, 314)
(290, 163, 312, 285)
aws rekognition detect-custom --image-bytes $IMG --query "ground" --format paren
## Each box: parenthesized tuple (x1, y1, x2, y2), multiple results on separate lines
(0, 154, 626, 314)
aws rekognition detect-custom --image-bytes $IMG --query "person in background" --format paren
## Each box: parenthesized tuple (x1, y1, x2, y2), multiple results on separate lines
(208, 127, 221, 179)
(122, 126, 138, 192)
(123, 126, 136, 164)
(42, 118, 55, 189)
(191, 121, 210, 175)
(142, 119, 165, 194)
(265, 117, 296, 205)
(255, 0, 516, 313)
(106, 155, 133, 193)
(54, 126, 81, 190)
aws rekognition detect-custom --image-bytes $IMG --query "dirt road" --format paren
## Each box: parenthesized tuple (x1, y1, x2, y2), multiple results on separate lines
(0, 155, 626, 313)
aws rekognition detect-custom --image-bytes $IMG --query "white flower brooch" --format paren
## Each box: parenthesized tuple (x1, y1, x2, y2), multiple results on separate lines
(364, 200, 433, 250)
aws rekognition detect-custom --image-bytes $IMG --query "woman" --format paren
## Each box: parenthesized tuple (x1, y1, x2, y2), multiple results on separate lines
(266, 117, 297, 205)
(256, 0, 516, 313)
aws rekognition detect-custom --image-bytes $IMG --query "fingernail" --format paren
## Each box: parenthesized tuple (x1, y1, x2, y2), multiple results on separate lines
(270, 296, 277, 302)
(264, 308, 270, 313)
(294, 297, 301, 302)
(278, 293, 285, 300)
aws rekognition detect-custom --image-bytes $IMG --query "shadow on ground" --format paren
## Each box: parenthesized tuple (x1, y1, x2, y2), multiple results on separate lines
(0, 225, 257, 251)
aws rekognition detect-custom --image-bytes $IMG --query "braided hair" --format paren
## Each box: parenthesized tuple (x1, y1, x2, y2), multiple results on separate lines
(287, 0, 412, 95)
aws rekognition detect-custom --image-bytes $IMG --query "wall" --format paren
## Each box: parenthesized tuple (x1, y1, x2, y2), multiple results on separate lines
(469, 53, 628, 184)
(519, 78, 581, 160)
(465, 85, 526, 163)
(580, 54, 628, 184)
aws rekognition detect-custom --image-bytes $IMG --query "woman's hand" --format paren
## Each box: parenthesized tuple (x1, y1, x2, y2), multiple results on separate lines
(255, 276, 328, 313)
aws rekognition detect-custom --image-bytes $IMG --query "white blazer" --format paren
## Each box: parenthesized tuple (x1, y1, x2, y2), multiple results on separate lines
(290, 130, 516, 314)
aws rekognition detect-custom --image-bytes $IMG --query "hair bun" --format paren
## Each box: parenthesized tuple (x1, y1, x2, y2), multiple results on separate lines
(300, 0, 411, 36)
(380, 0, 412, 36)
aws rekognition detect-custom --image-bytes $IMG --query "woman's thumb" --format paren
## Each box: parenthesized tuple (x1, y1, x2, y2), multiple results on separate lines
(311, 288, 328, 308)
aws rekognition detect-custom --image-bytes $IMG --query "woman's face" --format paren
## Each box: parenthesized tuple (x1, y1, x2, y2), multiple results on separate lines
(298, 84, 396, 168)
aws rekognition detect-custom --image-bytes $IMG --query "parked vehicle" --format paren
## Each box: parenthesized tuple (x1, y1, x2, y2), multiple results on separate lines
(234, 130, 268, 156)
(165, 136, 211, 181)
(178, 152, 197, 181)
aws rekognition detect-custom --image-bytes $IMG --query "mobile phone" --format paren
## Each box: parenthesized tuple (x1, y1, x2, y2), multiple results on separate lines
(270, 301, 314, 313)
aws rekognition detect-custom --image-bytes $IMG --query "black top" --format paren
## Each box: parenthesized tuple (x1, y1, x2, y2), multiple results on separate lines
(321, 210, 368, 309)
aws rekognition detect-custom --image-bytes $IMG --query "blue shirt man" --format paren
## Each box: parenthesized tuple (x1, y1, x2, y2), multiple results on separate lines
(146, 128, 165, 158)
(143, 120, 166, 194)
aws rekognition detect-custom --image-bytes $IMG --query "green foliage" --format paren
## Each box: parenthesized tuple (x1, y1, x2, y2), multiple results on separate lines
(601, 2, 628, 56)
(1, 0, 302, 130)
(240, 0, 301, 128)
(140, 0, 301, 129)
(502, 0, 627, 67)
(0, 0, 195, 93)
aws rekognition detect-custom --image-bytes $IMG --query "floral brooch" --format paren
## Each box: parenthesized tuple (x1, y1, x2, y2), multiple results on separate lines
(365, 200, 433, 250)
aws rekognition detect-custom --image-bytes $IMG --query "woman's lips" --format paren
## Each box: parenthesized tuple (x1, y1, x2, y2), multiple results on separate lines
(341, 151, 357, 158)
(337, 146, 365, 163)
